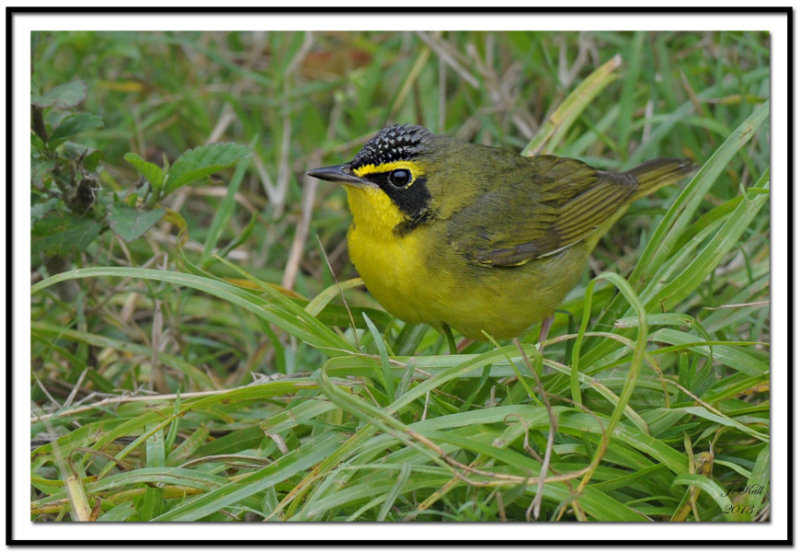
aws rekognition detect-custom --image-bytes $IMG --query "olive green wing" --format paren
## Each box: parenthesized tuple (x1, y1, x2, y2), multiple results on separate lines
(448, 155, 637, 267)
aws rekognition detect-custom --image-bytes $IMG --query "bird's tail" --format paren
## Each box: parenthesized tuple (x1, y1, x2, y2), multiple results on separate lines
(629, 158, 697, 200)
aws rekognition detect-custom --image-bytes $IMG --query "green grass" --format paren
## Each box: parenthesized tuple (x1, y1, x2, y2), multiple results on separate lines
(30, 31, 769, 522)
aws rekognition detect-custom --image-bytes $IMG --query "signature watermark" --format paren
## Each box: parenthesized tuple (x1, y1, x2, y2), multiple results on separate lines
(723, 482, 767, 497)
(721, 480, 768, 515)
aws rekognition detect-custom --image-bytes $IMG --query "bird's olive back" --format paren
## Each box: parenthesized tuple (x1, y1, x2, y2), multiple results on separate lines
(417, 137, 542, 221)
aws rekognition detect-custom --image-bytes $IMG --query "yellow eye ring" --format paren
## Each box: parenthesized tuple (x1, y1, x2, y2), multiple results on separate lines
(353, 160, 424, 182)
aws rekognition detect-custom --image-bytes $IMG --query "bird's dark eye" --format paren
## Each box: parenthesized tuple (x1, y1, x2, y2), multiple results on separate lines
(388, 169, 412, 189)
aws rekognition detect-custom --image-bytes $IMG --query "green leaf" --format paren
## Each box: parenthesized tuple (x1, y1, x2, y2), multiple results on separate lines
(617, 32, 645, 158)
(32, 321, 216, 390)
(137, 485, 164, 520)
(49, 112, 104, 145)
(741, 445, 770, 518)
(107, 203, 166, 242)
(630, 99, 769, 287)
(152, 433, 342, 521)
(31, 79, 88, 109)
(145, 426, 166, 468)
(124, 152, 165, 193)
(199, 141, 252, 267)
(377, 463, 411, 521)
(32, 155, 54, 188)
(88, 468, 226, 494)
(61, 142, 103, 171)
(32, 266, 353, 352)
(163, 142, 252, 195)
(679, 406, 768, 442)
(523, 54, 621, 156)
(672, 474, 733, 516)
(31, 130, 46, 154)
(31, 212, 102, 255)
(31, 197, 61, 223)
(652, 170, 769, 312)
(96, 501, 137, 522)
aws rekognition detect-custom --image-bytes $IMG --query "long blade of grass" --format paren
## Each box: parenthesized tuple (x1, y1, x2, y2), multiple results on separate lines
(628, 100, 769, 289)
(153, 433, 342, 521)
(649, 173, 769, 312)
(522, 54, 622, 156)
(32, 266, 352, 352)
(199, 137, 257, 268)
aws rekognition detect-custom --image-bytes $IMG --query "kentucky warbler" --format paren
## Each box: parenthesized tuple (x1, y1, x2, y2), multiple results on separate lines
(308, 124, 695, 341)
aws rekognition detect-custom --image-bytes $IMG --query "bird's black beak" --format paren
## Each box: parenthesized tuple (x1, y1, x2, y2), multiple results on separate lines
(307, 164, 370, 187)
(306, 163, 371, 186)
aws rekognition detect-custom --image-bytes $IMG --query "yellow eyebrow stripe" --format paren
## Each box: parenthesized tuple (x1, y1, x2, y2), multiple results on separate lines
(353, 160, 424, 179)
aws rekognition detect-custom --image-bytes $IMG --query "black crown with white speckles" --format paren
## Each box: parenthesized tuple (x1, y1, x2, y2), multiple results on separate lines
(351, 124, 432, 169)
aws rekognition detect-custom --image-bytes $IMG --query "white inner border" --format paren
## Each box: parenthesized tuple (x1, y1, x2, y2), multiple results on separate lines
(7, 7, 789, 545)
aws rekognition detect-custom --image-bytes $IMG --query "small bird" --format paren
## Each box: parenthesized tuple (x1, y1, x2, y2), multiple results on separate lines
(308, 124, 695, 342)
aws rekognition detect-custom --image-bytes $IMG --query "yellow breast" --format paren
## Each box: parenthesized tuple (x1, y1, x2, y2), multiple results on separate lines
(345, 186, 435, 325)
(343, 185, 584, 340)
